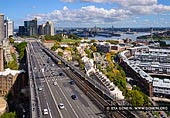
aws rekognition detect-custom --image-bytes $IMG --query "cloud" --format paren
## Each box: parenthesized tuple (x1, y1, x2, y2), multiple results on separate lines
(26, 0, 170, 27)
(81, 0, 157, 6)
(63, 6, 69, 10)
(28, 6, 132, 26)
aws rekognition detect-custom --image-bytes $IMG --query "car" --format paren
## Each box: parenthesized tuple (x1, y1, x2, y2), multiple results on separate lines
(43, 108, 48, 115)
(38, 87, 42, 91)
(71, 95, 78, 100)
(22, 108, 26, 113)
(53, 82, 57, 86)
(59, 73, 63, 76)
(58, 103, 64, 109)
(22, 114, 25, 118)
(70, 80, 75, 85)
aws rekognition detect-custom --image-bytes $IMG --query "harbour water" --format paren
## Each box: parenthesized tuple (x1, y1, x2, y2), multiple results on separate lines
(89, 32, 150, 41)
(88, 32, 170, 44)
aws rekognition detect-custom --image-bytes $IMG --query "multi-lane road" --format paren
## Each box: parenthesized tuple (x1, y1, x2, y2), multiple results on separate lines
(28, 41, 106, 118)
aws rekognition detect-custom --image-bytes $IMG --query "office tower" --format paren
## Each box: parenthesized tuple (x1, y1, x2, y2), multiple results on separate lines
(38, 24, 45, 35)
(23, 18, 37, 36)
(18, 26, 25, 36)
(0, 45, 3, 71)
(44, 21, 54, 36)
(29, 18, 37, 36)
(0, 14, 4, 40)
(4, 17, 14, 38)
(24, 21, 30, 36)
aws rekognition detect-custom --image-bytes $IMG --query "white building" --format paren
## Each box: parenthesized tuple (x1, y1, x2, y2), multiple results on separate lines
(4, 17, 14, 38)
(153, 78, 170, 95)
(119, 46, 170, 97)
(82, 56, 95, 76)
(44, 21, 54, 36)
(95, 70, 124, 100)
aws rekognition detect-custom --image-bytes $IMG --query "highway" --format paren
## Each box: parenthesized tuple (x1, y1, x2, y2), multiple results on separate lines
(40, 41, 140, 118)
(27, 41, 105, 118)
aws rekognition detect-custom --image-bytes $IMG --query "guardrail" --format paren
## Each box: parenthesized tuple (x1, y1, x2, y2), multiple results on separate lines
(26, 45, 41, 118)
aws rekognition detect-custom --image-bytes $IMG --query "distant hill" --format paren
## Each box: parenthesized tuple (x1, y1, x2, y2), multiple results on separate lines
(137, 30, 170, 40)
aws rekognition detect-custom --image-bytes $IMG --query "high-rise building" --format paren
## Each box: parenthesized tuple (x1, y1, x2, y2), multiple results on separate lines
(29, 18, 37, 36)
(0, 45, 3, 71)
(0, 14, 4, 41)
(18, 26, 25, 36)
(19, 19, 55, 36)
(4, 17, 14, 38)
(24, 21, 30, 36)
(22, 18, 37, 36)
(44, 21, 54, 36)
(38, 24, 45, 35)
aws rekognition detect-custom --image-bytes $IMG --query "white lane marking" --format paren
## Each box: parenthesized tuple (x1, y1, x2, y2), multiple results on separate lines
(34, 46, 64, 118)
(47, 102, 53, 118)
(56, 80, 79, 118)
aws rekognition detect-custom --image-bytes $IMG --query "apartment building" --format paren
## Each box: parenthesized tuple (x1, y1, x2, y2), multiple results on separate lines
(119, 46, 170, 97)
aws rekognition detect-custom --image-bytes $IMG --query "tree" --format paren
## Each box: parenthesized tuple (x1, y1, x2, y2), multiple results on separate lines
(14, 42, 27, 61)
(126, 90, 144, 107)
(90, 39, 97, 43)
(90, 45, 97, 52)
(106, 53, 111, 62)
(58, 52, 63, 57)
(68, 34, 79, 40)
(84, 48, 92, 58)
(7, 60, 19, 70)
(1, 112, 17, 118)
(9, 37, 14, 44)
(53, 34, 63, 41)
(44, 35, 52, 40)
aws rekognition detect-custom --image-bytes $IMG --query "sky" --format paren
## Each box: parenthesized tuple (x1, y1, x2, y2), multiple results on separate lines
(0, 0, 170, 28)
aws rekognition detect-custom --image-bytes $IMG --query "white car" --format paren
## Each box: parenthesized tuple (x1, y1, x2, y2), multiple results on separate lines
(43, 109, 48, 115)
(58, 103, 64, 109)
(53, 82, 57, 86)
(38, 87, 42, 91)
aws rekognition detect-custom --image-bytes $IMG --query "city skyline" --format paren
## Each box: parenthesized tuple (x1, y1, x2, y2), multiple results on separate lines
(0, 0, 170, 28)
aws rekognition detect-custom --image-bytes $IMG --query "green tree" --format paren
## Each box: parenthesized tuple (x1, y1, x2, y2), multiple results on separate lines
(44, 35, 52, 40)
(7, 60, 19, 70)
(9, 37, 14, 44)
(53, 34, 63, 41)
(90, 39, 97, 43)
(126, 90, 144, 107)
(90, 45, 97, 52)
(1, 112, 17, 118)
(14, 42, 27, 60)
(58, 52, 63, 57)
(68, 34, 79, 40)
(84, 48, 92, 58)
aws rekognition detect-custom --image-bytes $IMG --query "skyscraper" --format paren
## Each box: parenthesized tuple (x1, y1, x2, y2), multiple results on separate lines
(29, 18, 37, 36)
(24, 21, 30, 36)
(23, 18, 37, 36)
(4, 17, 14, 38)
(0, 14, 4, 41)
(44, 21, 54, 36)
